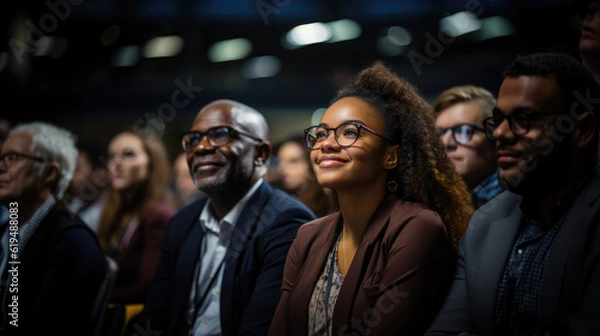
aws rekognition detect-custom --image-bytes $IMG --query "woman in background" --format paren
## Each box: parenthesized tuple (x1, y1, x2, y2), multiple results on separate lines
(276, 134, 332, 217)
(269, 62, 474, 336)
(97, 130, 177, 304)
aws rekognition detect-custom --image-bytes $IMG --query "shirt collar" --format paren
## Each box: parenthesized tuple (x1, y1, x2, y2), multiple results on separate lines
(199, 178, 264, 241)
(471, 171, 499, 195)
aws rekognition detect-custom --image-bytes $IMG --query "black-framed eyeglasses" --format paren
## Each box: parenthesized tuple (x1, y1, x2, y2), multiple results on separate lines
(181, 126, 262, 152)
(0, 151, 46, 168)
(483, 107, 565, 140)
(437, 124, 486, 145)
(303, 121, 393, 149)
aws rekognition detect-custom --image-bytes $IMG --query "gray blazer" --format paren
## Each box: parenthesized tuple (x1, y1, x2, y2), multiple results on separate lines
(427, 167, 600, 335)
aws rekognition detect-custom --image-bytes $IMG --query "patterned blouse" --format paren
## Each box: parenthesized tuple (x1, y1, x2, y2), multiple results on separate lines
(308, 234, 345, 336)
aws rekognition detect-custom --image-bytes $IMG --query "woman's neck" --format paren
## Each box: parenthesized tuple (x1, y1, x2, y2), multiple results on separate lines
(337, 184, 387, 241)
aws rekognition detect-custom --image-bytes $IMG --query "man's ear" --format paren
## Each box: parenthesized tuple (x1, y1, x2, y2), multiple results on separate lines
(574, 111, 597, 148)
(43, 162, 61, 187)
(254, 142, 271, 166)
(383, 145, 400, 170)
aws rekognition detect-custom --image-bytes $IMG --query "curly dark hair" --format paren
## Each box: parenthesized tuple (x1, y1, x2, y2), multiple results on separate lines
(333, 61, 473, 248)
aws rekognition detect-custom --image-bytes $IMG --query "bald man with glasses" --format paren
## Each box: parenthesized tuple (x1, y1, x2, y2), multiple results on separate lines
(134, 99, 315, 336)
(434, 85, 503, 208)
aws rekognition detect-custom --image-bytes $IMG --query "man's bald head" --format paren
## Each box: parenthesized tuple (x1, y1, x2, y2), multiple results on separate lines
(198, 99, 270, 142)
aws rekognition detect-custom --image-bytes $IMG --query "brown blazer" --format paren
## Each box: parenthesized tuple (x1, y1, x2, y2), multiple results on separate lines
(268, 194, 455, 336)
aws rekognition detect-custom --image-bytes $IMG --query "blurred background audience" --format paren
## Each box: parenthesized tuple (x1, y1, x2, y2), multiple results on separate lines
(170, 151, 204, 209)
(97, 130, 176, 304)
(274, 134, 332, 217)
(64, 140, 110, 232)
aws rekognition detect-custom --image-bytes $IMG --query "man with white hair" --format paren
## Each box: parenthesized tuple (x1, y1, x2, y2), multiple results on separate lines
(0, 122, 106, 335)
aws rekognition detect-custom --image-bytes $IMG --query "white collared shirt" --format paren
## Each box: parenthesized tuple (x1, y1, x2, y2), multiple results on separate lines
(186, 179, 264, 336)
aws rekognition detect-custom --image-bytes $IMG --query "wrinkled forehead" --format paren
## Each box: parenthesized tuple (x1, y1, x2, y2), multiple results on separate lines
(1, 131, 33, 154)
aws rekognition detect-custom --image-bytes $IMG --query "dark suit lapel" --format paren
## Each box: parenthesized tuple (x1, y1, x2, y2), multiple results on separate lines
(172, 206, 205, 323)
(471, 193, 522, 333)
(220, 182, 273, 336)
(541, 169, 600, 327)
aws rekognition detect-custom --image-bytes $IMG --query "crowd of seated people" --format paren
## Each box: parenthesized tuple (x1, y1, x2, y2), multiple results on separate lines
(1, 12, 600, 333)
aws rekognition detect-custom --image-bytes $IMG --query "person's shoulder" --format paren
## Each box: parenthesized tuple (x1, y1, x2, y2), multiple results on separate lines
(297, 212, 338, 236)
(269, 188, 313, 210)
(388, 199, 444, 229)
(171, 197, 207, 221)
(51, 219, 105, 263)
(469, 190, 521, 225)
(262, 187, 316, 220)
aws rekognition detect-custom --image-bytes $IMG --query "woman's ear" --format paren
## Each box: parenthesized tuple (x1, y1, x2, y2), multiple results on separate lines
(383, 145, 399, 170)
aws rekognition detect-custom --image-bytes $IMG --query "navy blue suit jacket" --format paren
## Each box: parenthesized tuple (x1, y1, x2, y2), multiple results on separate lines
(136, 181, 315, 336)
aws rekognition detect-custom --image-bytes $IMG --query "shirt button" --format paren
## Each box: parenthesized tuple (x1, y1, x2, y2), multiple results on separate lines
(203, 319, 209, 325)
(215, 289, 220, 296)
(517, 249, 523, 254)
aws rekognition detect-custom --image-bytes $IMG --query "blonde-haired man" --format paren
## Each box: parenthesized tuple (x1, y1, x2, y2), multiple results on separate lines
(434, 85, 503, 208)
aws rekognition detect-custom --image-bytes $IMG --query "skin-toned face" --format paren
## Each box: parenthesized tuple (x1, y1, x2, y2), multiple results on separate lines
(278, 141, 310, 192)
(186, 102, 265, 194)
(435, 101, 497, 189)
(493, 76, 571, 195)
(310, 97, 394, 192)
(0, 132, 47, 204)
(580, 1, 600, 57)
(107, 133, 150, 192)
(69, 153, 94, 195)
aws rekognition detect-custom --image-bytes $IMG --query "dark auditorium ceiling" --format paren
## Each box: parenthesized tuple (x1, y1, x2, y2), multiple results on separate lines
(1, 0, 586, 144)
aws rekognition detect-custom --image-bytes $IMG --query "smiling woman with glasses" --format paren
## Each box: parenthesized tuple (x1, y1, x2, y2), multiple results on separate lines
(269, 62, 473, 336)
(304, 121, 393, 149)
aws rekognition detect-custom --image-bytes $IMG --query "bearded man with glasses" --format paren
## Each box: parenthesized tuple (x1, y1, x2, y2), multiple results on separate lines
(427, 53, 600, 335)
(134, 99, 315, 336)
(434, 85, 503, 208)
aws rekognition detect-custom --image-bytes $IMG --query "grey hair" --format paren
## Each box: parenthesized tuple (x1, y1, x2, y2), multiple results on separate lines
(10, 122, 78, 199)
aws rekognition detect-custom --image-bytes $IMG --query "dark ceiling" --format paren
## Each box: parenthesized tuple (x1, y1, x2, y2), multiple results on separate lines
(0, 0, 587, 150)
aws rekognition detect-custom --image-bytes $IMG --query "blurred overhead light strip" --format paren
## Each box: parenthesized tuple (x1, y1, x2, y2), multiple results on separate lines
(327, 19, 362, 43)
(208, 38, 253, 63)
(142, 35, 184, 58)
(439, 11, 482, 38)
(113, 46, 140, 67)
(386, 26, 412, 46)
(473, 16, 515, 41)
(286, 22, 332, 47)
(241, 56, 281, 79)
